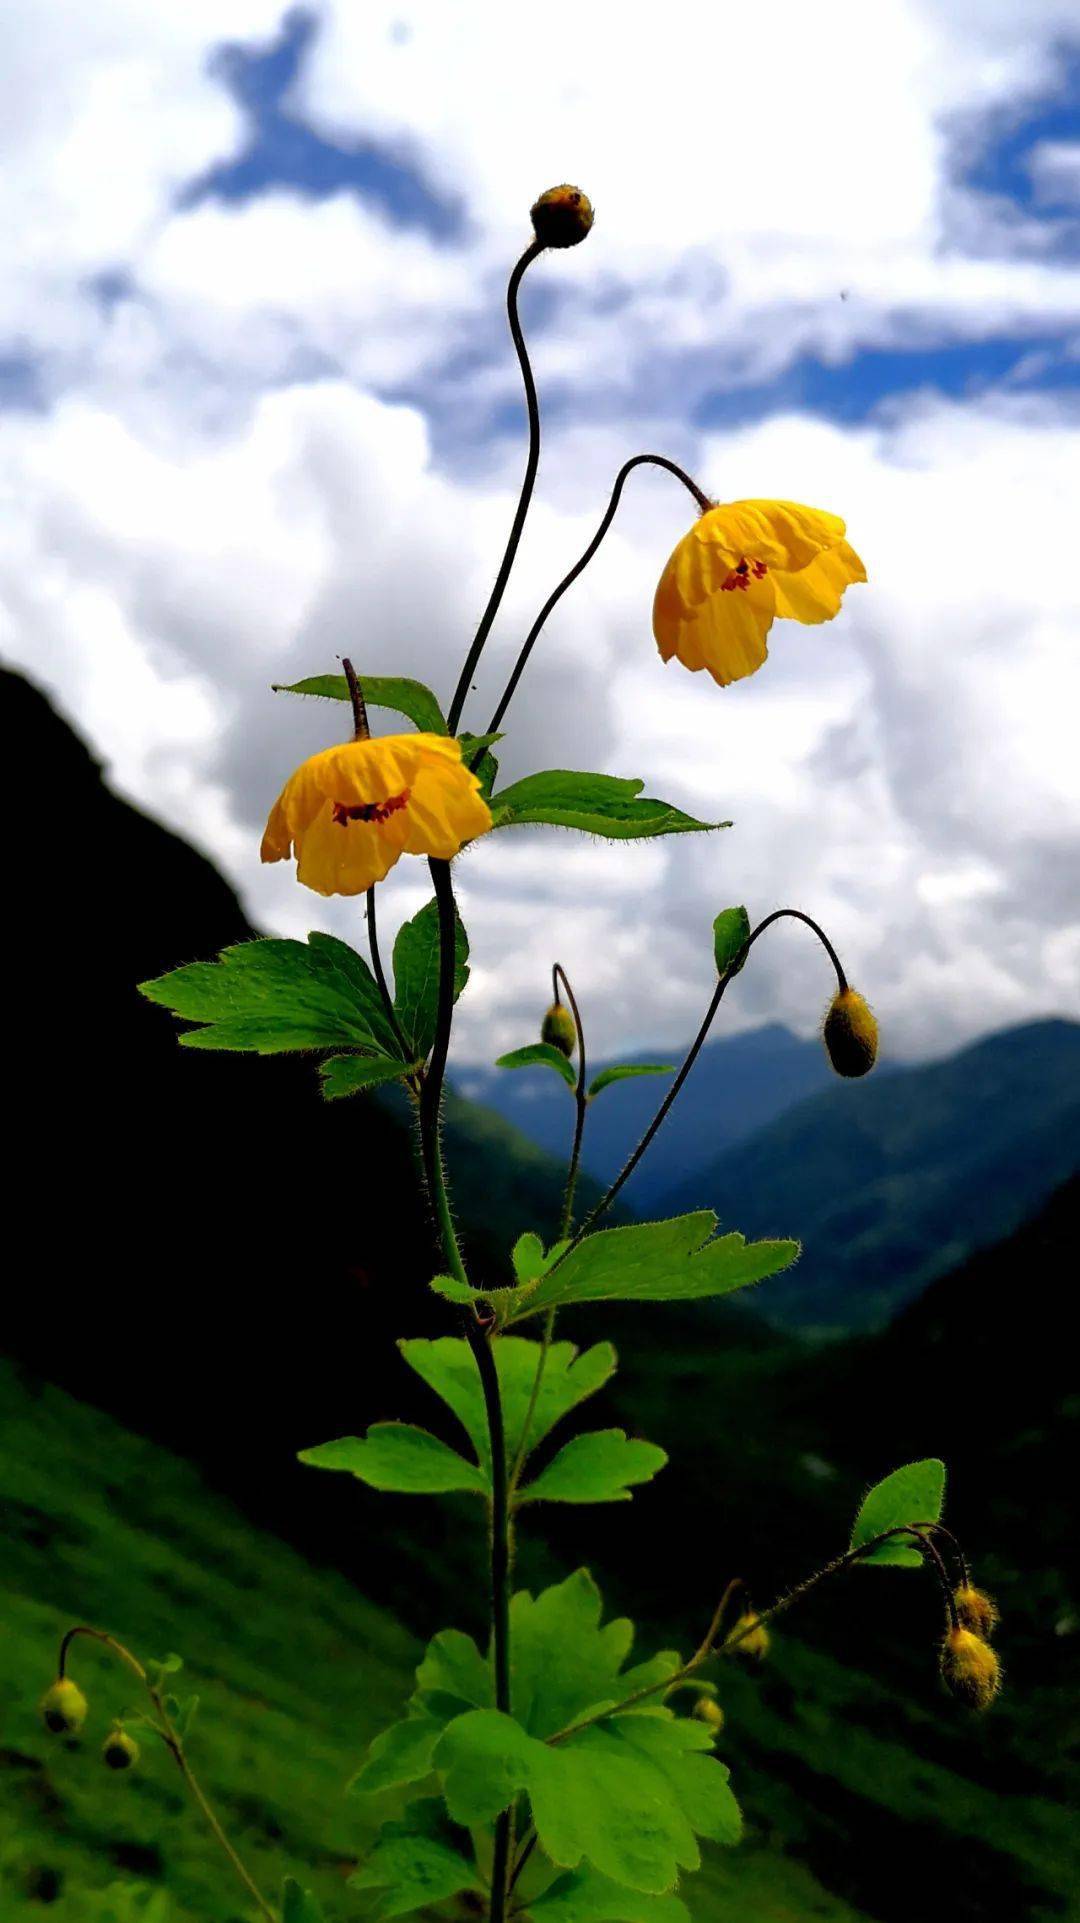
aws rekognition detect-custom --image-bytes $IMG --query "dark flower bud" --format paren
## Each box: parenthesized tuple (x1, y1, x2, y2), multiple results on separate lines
(41, 1679, 88, 1735)
(823, 987, 878, 1078)
(531, 185, 594, 249)
(102, 1726, 140, 1771)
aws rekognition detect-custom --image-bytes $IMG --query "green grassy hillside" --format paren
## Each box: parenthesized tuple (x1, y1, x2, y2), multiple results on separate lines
(3, 1355, 1077, 1922)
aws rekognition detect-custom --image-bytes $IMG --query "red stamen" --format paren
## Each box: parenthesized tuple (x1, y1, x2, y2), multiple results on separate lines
(332, 789, 410, 826)
(721, 557, 768, 592)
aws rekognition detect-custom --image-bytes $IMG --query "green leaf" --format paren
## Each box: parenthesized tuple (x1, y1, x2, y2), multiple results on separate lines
(298, 1425, 486, 1496)
(139, 932, 401, 1057)
(512, 1231, 548, 1281)
(281, 1878, 326, 1923)
(350, 1714, 445, 1795)
(496, 1042, 578, 1090)
(490, 771, 727, 840)
(849, 1459, 946, 1567)
(495, 1215, 799, 1324)
(320, 1052, 418, 1099)
(587, 1064, 676, 1099)
(349, 1799, 481, 1919)
(272, 673, 448, 735)
(415, 1628, 493, 1717)
(713, 906, 751, 977)
(434, 1706, 738, 1894)
(398, 1337, 617, 1479)
(392, 898, 469, 1060)
(509, 1569, 679, 1740)
(529, 1869, 690, 1923)
(519, 1431, 667, 1506)
(458, 732, 501, 796)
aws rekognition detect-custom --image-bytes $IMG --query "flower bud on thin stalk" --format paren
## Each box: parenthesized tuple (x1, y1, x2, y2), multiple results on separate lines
(103, 1726, 140, 1771)
(530, 184, 595, 249)
(40, 1678, 88, 1736)
(542, 1002, 577, 1057)
(940, 1627, 1002, 1710)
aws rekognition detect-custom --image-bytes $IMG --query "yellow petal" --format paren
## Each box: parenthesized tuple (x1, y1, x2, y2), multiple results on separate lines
(771, 539, 867, 625)
(655, 568, 775, 686)
(294, 798, 411, 897)
(704, 500, 847, 572)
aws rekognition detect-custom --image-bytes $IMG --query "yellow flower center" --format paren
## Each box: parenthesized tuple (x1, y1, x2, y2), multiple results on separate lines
(721, 558, 769, 593)
(332, 789, 410, 827)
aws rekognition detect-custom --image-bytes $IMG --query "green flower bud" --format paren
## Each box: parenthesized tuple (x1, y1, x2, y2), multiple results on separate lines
(823, 987, 878, 1078)
(541, 1001, 576, 1057)
(102, 1726, 140, 1771)
(531, 185, 594, 249)
(41, 1678, 88, 1735)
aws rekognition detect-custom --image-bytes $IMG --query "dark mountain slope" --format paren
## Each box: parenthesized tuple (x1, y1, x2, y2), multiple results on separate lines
(657, 1017, 1080, 1333)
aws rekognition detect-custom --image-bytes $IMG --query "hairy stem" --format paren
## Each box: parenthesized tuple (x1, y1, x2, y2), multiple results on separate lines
(447, 240, 545, 734)
(569, 908, 847, 1246)
(484, 454, 711, 741)
(365, 885, 414, 1069)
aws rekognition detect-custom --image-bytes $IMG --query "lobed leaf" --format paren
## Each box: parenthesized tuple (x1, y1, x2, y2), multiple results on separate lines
(519, 1431, 667, 1506)
(490, 770, 727, 840)
(349, 1798, 481, 1919)
(529, 1868, 690, 1923)
(399, 1337, 617, 1479)
(480, 1215, 799, 1324)
(281, 1879, 326, 1923)
(139, 932, 401, 1058)
(298, 1425, 486, 1496)
(350, 1714, 445, 1796)
(320, 1053, 419, 1099)
(849, 1459, 946, 1567)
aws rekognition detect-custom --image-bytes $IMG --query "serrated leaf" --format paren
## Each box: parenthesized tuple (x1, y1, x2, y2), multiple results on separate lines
(298, 1425, 486, 1496)
(529, 1868, 690, 1923)
(273, 673, 448, 735)
(415, 1628, 493, 1716)
(494, 1215, 799, 1324)
(519, 1431, 667, 1506)
(140, 933, 401, 1058)
(512, 1231, 548, 1281)
(850, 1459, 946, 1567)
(350, 1714, 445, 1795)
(392, 898, 469, 1061)
(587, 1064, 676, 1099)
(509, 1570, 678, 1740)
(282, 1878, 326, 1923)
(713, 906, 751, 977)
(399, 1337, 617, 1480)
(490, 770, 727, 840)
(496, 1043, 578, 1090)
(434, 1706, 738, 1894)
(320, 1052, 418, 1098)
(349, 1799, 480, 1920)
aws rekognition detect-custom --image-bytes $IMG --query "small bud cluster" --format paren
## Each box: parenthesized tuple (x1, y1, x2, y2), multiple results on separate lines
(940, 1581, 1001, 1711)
(41, 1676, 142, 1771)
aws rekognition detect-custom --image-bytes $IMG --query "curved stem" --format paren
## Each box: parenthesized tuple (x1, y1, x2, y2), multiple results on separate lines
(56, 1628, 275, 1922)
(483, 454, 711, 741)
(569, 908, 847, 1246)
(553, 963, 588, 1241)
(447, 240, 545, 735)
(342, 656, 370, 739)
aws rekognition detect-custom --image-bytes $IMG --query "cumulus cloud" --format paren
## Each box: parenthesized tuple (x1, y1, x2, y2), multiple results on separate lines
(1, 0, 1078, 1069)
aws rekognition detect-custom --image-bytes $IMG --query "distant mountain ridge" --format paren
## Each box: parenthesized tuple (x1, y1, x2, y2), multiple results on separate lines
(458, 1021, 836, 1207)
(658, 1016, 1080, 1334)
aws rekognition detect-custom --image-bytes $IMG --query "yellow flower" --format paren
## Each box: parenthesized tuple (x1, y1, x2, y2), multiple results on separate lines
(653, 499, 866, 686)
(261, 733, 492, 898)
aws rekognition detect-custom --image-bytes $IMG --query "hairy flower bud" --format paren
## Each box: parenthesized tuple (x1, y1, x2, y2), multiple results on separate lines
(729, 1611, 770, 1663)
(823, 987, 878, 1078)
(953, 1585, 999, 1639)
(693, 1696, 725, 1731)
(102, 1726, 140, 1771)
(531, 185, 594, 249)
(940, 1627, 1001, 1710)
(542, 1001, 577, 1057)
(41, 1678, 88, 1735)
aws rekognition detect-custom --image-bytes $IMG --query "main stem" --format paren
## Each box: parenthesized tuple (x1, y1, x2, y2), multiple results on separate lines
(447, 240, 545, 735)
(420, 858, 513, 1923)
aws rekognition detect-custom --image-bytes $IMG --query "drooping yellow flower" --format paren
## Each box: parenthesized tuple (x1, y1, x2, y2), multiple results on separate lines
(261, 733, 492, 898)
(653, 499, 866, 686)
